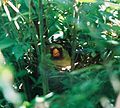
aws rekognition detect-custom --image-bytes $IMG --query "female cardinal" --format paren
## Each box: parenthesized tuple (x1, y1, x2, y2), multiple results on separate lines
(49, 44, 71, 70)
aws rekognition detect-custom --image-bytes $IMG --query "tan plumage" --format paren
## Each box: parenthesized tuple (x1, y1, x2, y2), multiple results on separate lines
(48, 44, 71, 70)
(53, 48, 71, 68)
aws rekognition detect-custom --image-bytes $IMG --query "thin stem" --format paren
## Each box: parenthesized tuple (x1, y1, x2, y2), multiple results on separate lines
(38, 0, 49, 95)
(71, 1, 79, 70)
(17, 62, 31, 101)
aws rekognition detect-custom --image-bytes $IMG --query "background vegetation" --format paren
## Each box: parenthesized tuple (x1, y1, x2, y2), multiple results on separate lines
(0, 0, 120, 108)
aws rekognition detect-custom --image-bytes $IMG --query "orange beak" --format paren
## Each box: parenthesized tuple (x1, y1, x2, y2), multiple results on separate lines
(52, 48, 60, 57)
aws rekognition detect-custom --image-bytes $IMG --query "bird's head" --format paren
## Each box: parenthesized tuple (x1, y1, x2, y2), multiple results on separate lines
(50, 46, 63, 60)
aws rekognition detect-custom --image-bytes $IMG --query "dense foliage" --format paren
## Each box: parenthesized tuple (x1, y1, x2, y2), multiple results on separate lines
(0, 0, 120, 108)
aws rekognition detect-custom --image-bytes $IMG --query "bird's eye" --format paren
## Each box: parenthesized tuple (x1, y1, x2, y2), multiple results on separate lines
(52, 48, 60, 57)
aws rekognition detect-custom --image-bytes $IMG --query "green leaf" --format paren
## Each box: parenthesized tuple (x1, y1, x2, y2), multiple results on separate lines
(12, 43, 30, 61)
(0, 37, 15, 49)
(12, 45, 24, 61)
(16, 70, 28, 78)
(76, 0, 96, 3)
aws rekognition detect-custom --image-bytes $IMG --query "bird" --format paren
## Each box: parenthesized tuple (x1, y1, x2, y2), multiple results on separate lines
(47, 44, 71, 71)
